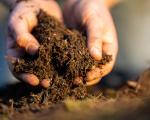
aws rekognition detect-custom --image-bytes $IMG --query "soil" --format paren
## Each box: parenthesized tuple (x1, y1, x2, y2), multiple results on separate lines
(1, 11, 149, 120)
(0, 11, 112, 115)
(14, 11, 111, 82)
(0, 69, 150, 120)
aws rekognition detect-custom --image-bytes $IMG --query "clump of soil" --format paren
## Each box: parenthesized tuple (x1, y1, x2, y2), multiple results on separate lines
(14, 11, 111, 81)
(3, 11, 111, 113)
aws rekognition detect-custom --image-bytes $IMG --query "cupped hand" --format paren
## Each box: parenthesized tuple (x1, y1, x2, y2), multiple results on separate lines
(63, 0, 118, 86)
(7, 0, 62, 88)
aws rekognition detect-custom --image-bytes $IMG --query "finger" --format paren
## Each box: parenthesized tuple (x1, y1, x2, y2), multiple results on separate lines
(86, 78, 101, 86)
(85, 66, 111, 86)
(16, 33, 39, 55)
(86, 67, 102, 86)
(86, 67, 101, 82)
(98, 60, 115, 79)
(86, 54, 116, 86)
(40, 79, 51, 88)
(9, 6, 40, 55)
(101, 13, 118, 77)
(102, 11, 118, 56)
(17, 73, 39, 86)
(85, 14, 104, 60)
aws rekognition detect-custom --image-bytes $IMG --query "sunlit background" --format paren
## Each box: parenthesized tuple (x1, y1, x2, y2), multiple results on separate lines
(0, 0, 150, 86)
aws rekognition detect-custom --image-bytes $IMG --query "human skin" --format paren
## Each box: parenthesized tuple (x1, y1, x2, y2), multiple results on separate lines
(6, 0, 63, 88)
(4, 0, 118, 87)
(63, 0, 118, 86)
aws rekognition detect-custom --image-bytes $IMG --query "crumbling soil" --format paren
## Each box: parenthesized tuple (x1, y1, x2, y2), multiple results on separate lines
(14, 11, 111, 83)
(0, 9, 149, 120)
(1, 11, 112, 114)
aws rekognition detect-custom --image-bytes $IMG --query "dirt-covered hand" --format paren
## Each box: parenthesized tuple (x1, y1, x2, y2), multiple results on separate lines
(7, 0, 62, 88)
(63, 0, 118, 86)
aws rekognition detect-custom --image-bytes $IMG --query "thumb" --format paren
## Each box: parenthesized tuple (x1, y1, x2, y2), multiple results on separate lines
(8, 2, 40, 55)
(86, 16, 104, 60)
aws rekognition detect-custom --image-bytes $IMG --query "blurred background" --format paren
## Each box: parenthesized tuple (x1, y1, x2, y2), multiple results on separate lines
(0, 0, 150, 86)
(0, 2, 13, 87)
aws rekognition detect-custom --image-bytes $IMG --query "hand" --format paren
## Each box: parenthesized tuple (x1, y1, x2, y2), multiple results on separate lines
(63, 0, 118, 86)
(7, 0, 62, 88)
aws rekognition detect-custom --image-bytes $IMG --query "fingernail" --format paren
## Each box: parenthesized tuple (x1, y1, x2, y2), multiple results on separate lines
(40, 79, 51, 88)
(86, 78, 101, 86)
(20, 74, 39, 86)
(90, 47, 102, 60)
(26, 43, 39, 55)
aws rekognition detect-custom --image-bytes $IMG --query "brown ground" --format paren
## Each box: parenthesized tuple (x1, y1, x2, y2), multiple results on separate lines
(0, 69, 150, 120)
